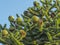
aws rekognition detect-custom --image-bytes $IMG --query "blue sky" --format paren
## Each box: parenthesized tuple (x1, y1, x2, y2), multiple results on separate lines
(0, 0, 35, 45)
(0, 0, 35, 28)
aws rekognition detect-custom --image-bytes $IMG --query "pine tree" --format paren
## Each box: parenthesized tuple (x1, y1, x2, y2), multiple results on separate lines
(0, 0, 60, 45)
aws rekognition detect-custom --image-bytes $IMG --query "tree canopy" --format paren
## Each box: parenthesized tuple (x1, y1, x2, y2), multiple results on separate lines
(0, 0, 60, 45)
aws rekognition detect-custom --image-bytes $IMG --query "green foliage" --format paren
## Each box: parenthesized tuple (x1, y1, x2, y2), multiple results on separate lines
(0, 0, 60, 45)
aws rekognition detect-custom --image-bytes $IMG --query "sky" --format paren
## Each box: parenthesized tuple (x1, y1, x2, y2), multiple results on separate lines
(0, 0, 35, 45)
(0, 0, 35, 28)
